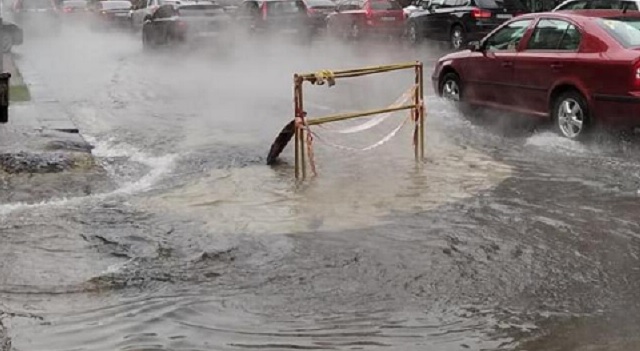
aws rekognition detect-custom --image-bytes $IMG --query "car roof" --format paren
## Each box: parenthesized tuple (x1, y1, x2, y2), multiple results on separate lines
(517, 9, 640, 22)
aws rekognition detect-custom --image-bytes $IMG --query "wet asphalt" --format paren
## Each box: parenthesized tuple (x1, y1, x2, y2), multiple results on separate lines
(1, 19, 640, 351)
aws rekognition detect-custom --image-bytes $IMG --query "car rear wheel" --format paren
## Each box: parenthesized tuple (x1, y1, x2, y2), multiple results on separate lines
(407, 21, 421, 45)
(142, 28, 155, 50)
(440, 72, 461, 102)
(553, 91, 591, 140)
(450, 25, 465, 50)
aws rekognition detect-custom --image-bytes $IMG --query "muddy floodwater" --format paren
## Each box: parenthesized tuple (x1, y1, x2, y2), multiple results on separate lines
(2, 22, 640, 351)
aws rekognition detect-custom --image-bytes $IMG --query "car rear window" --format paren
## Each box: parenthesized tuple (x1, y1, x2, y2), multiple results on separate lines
(179, 3, 226, 15)
(597, 17, 640, 47)
(305, 0, 335, 6)
(63, 0, 86, 7)
(370, 0, 401, 10)
(266, 0, 305, 14)
(100, 1, 131, 9)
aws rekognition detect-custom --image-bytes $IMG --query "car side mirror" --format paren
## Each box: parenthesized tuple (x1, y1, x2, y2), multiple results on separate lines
(468, 40, 481, 51)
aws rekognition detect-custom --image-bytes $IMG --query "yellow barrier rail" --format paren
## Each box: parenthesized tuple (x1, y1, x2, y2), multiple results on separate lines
(293, 61, 425, 180)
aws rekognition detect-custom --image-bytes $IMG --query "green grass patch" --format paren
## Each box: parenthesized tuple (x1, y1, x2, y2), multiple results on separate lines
(10, 85, 31, 102)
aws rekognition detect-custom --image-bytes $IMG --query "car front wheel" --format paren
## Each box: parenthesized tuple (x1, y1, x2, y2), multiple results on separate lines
(553, 91, 591, 140)
(440, 72, 461, 102)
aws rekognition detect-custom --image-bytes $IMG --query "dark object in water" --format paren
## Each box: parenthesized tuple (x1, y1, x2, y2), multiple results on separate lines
(267, 120, 295, 165)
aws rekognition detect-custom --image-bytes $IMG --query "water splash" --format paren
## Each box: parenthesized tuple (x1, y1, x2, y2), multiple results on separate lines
(0, 136, 176, 216)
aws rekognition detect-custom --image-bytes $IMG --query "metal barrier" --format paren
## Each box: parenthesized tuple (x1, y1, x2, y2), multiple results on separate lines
(292, 61, 425, 180)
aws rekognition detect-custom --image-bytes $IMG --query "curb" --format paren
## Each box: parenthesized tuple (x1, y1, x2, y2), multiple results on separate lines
(5, 53, 31, 102)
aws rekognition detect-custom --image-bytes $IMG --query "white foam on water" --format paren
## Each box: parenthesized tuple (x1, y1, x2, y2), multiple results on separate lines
(0, 136, 177, 216)
(525, 131, 590, 155)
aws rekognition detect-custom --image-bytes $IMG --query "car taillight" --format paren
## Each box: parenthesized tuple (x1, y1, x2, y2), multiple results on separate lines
(307, 7, 315, 15)
(262, 3, 267, 20)
(177, 20, 187, 29)
(471, 7, 492, 19)
(63, 6, 72, 12)
(633, 61, 640, 90)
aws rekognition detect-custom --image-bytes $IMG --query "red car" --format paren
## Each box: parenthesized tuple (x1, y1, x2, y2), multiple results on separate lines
(432, 10, 640, 140)
(326, 0, 405, 39)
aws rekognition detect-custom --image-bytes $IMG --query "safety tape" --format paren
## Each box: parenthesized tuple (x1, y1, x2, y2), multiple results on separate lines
(304, 113, 412, 153)
(317, 85, 418, 135)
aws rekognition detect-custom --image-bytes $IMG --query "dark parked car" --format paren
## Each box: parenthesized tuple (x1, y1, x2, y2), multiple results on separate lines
(234, 0, 336, 38)
(433, 10, 640, 139)
(11, 0, 62, 34)
(326, 0, 406, 39)
(90, 0, 133, 30)
(406, 0, 528, 49)
(142, 0, 233, 49)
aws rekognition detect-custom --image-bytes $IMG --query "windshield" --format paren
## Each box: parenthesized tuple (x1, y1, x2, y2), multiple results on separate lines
(370, 0, 401, 10)
(597, 17, 640, 47)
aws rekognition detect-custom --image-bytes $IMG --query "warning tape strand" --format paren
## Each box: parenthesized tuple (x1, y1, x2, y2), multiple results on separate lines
(317, 85, 417, 135)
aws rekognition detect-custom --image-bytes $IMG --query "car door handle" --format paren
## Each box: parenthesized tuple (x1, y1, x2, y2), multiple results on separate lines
(551, 62, 563, 70)
(501, 61, 513, 68)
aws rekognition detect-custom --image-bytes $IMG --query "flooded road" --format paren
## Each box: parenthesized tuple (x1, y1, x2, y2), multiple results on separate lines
(2, 21, 640, 351)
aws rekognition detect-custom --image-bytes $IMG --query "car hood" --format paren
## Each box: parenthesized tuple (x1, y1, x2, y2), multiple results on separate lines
(438, 49, 473, 62)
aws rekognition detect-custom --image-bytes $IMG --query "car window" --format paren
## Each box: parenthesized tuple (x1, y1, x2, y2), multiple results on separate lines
(305, 0, 335, 6)
(179, 3, 225, 15)
(100, 0, 131, 9)
(485, 19, 532, 51)
(63, 0, 86, 8)
(154, 3, 176, 16)
(526, 19, 580, 50)
(589, 0, 636, 9)
(475, 0, 500, 8)
(370, 0, 401, 9)
(597, 17, 640, 47)
(241, 1, 260, 13)
(338, 0, 359, 9)
(266, 0, 304, 14)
